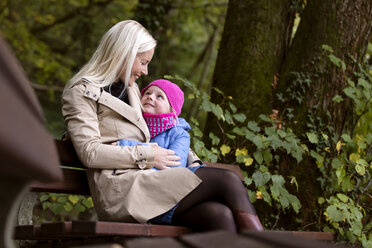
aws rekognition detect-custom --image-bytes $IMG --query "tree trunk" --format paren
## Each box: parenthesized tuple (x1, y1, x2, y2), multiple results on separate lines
(204, 0, 294, 141)
(273, 0, 372, 226)
(275, 0, 372, 135)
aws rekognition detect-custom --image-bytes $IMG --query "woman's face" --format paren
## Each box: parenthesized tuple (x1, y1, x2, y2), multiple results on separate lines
(125, 48, 154, 86)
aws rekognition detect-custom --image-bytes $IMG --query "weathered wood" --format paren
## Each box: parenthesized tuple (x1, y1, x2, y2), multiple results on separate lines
(14, 221, 191, 240)
(126, 237, 185, 248)
(263, 230, 334, 241)
(30, 168, 90, 195)
(180, 230, 273, 248)
(242, 230, 336, 248)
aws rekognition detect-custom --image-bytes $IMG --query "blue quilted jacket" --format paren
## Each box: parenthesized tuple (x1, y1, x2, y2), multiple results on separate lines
(119, 118, 191, 169)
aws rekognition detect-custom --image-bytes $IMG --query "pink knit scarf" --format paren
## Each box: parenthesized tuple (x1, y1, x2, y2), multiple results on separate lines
(143, 112, 177, 138)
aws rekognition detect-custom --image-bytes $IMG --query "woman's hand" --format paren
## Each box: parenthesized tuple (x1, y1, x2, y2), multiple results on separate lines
(152, 146, 181, 170)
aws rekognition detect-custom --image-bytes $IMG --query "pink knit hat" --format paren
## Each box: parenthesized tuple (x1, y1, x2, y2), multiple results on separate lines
(141, 79, 184, 116)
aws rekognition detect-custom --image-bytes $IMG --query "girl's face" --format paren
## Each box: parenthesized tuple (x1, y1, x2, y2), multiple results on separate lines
(125, 48, 154, 86)
(141, 86, 171, 115)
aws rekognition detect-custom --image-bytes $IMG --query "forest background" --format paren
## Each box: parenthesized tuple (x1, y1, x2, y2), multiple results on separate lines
(0, 0, 371, 247)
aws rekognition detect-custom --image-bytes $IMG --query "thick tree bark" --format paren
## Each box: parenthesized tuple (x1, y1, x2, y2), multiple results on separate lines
(275, 0, 372, 135)
(273, 0, 372, 227)
(204, 0, 294, 140)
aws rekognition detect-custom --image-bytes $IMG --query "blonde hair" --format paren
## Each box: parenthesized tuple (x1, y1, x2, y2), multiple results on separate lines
(63, 20, 156, 94)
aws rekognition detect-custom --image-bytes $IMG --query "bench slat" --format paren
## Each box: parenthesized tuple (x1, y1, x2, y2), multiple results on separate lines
(55, 139, 83, 168)
(242, 230, 335, 248)
(262, 230, 334, 241)
(14, 221, 191, 240)
(30, 168, 90, 195)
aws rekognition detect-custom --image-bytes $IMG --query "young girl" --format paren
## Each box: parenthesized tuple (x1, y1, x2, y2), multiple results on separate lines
(118, 79, 203, 172)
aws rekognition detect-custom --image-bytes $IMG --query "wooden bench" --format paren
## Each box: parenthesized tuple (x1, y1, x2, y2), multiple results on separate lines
(14, 139, 334, 243)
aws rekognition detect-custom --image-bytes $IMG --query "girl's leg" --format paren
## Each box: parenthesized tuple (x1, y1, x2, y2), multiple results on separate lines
(172, 201, 237, 233)
(172, 167, 263, 231)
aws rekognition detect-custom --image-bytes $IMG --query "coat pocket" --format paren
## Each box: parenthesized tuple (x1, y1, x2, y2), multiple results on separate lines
(112, 169, 131, 176)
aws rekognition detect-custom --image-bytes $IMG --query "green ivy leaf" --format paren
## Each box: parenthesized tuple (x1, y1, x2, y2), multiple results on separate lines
(82, 197, 94, 208)
(225, 110, 234, 125)
(252, 135, 264, 149)
(225, 133, 236, 140)
(40, 194, 50, 202)
(341, 176, 355, 192)
(288, 194, 301, 213)
(51, 203, 64, 215)
(192, 127, 203, 138)
(355, 164, 366, 176)
(252, 171, 270, 187)
(332, 95, 344, 103)
(232, 127, 245, 136)
(336, 193, 349, 203)
(74, 202, 86, 213)
(262, 150, 273, 164)
(344, 87, 355, 98)
(253, 151, 263, 164)
(42, 202, 51, 211)
(336, 166, 345, 185)
(247, 189, 256, 203)
(233, 113, 246, 123)
(69, 195, 79, 205)
(306, 132, 319, 144)
(322, 44, 334, 53)
(211, 104, 224, 120)
(64, 202, 73, 212)
(328, 54, 346, 70)
(271, 175, 285, 186)
(209, 132, 220, 146)
(229, 102, 237, 113)
(259, 114, 272, 122)
(310, 150, 324, 167)
(341, 133, 352, 143)
(244, 177, 253, 186)
(57, 196, 67, 203)
(331, 158, 343, 169)
(326, 205, 344, 222)
(247, 121, 260, 132)
(358, 78, 371, 89)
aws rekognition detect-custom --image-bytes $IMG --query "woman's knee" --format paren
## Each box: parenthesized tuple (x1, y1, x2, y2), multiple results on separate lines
(200, 202, 236, 231)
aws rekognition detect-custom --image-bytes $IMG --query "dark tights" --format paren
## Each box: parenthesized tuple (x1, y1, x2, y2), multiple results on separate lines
(172, 167, 256, 232)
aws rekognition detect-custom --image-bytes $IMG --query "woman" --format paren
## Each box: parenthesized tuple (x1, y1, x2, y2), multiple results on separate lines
(62, 20, 263, 232)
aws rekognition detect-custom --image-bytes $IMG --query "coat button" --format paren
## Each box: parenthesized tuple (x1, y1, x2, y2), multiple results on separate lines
(86, 91, 90, 95)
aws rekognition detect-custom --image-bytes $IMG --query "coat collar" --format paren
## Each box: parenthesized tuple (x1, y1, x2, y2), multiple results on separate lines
(84, 82, 150, 141)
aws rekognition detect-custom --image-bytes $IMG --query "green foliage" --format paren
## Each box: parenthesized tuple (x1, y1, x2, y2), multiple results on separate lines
(166, 74, 303, 219)
(166, 46, 372, 245)
(37, 193, 94, 223)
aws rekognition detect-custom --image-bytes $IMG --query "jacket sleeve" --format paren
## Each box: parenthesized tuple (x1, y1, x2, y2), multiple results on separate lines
(62, 84, 154, 170)
(167, 129, 190, 168)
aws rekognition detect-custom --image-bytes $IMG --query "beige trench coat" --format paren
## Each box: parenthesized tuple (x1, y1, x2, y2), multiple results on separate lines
(62, 80, 202, 223)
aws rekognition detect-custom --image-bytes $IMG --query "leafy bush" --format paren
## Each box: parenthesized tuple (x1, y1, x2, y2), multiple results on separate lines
(166, 47, 371, 246)
(35, 193, 95, 224)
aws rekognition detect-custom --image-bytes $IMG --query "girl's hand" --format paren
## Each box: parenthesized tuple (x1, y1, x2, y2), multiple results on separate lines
(152, 146, 181, 170)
